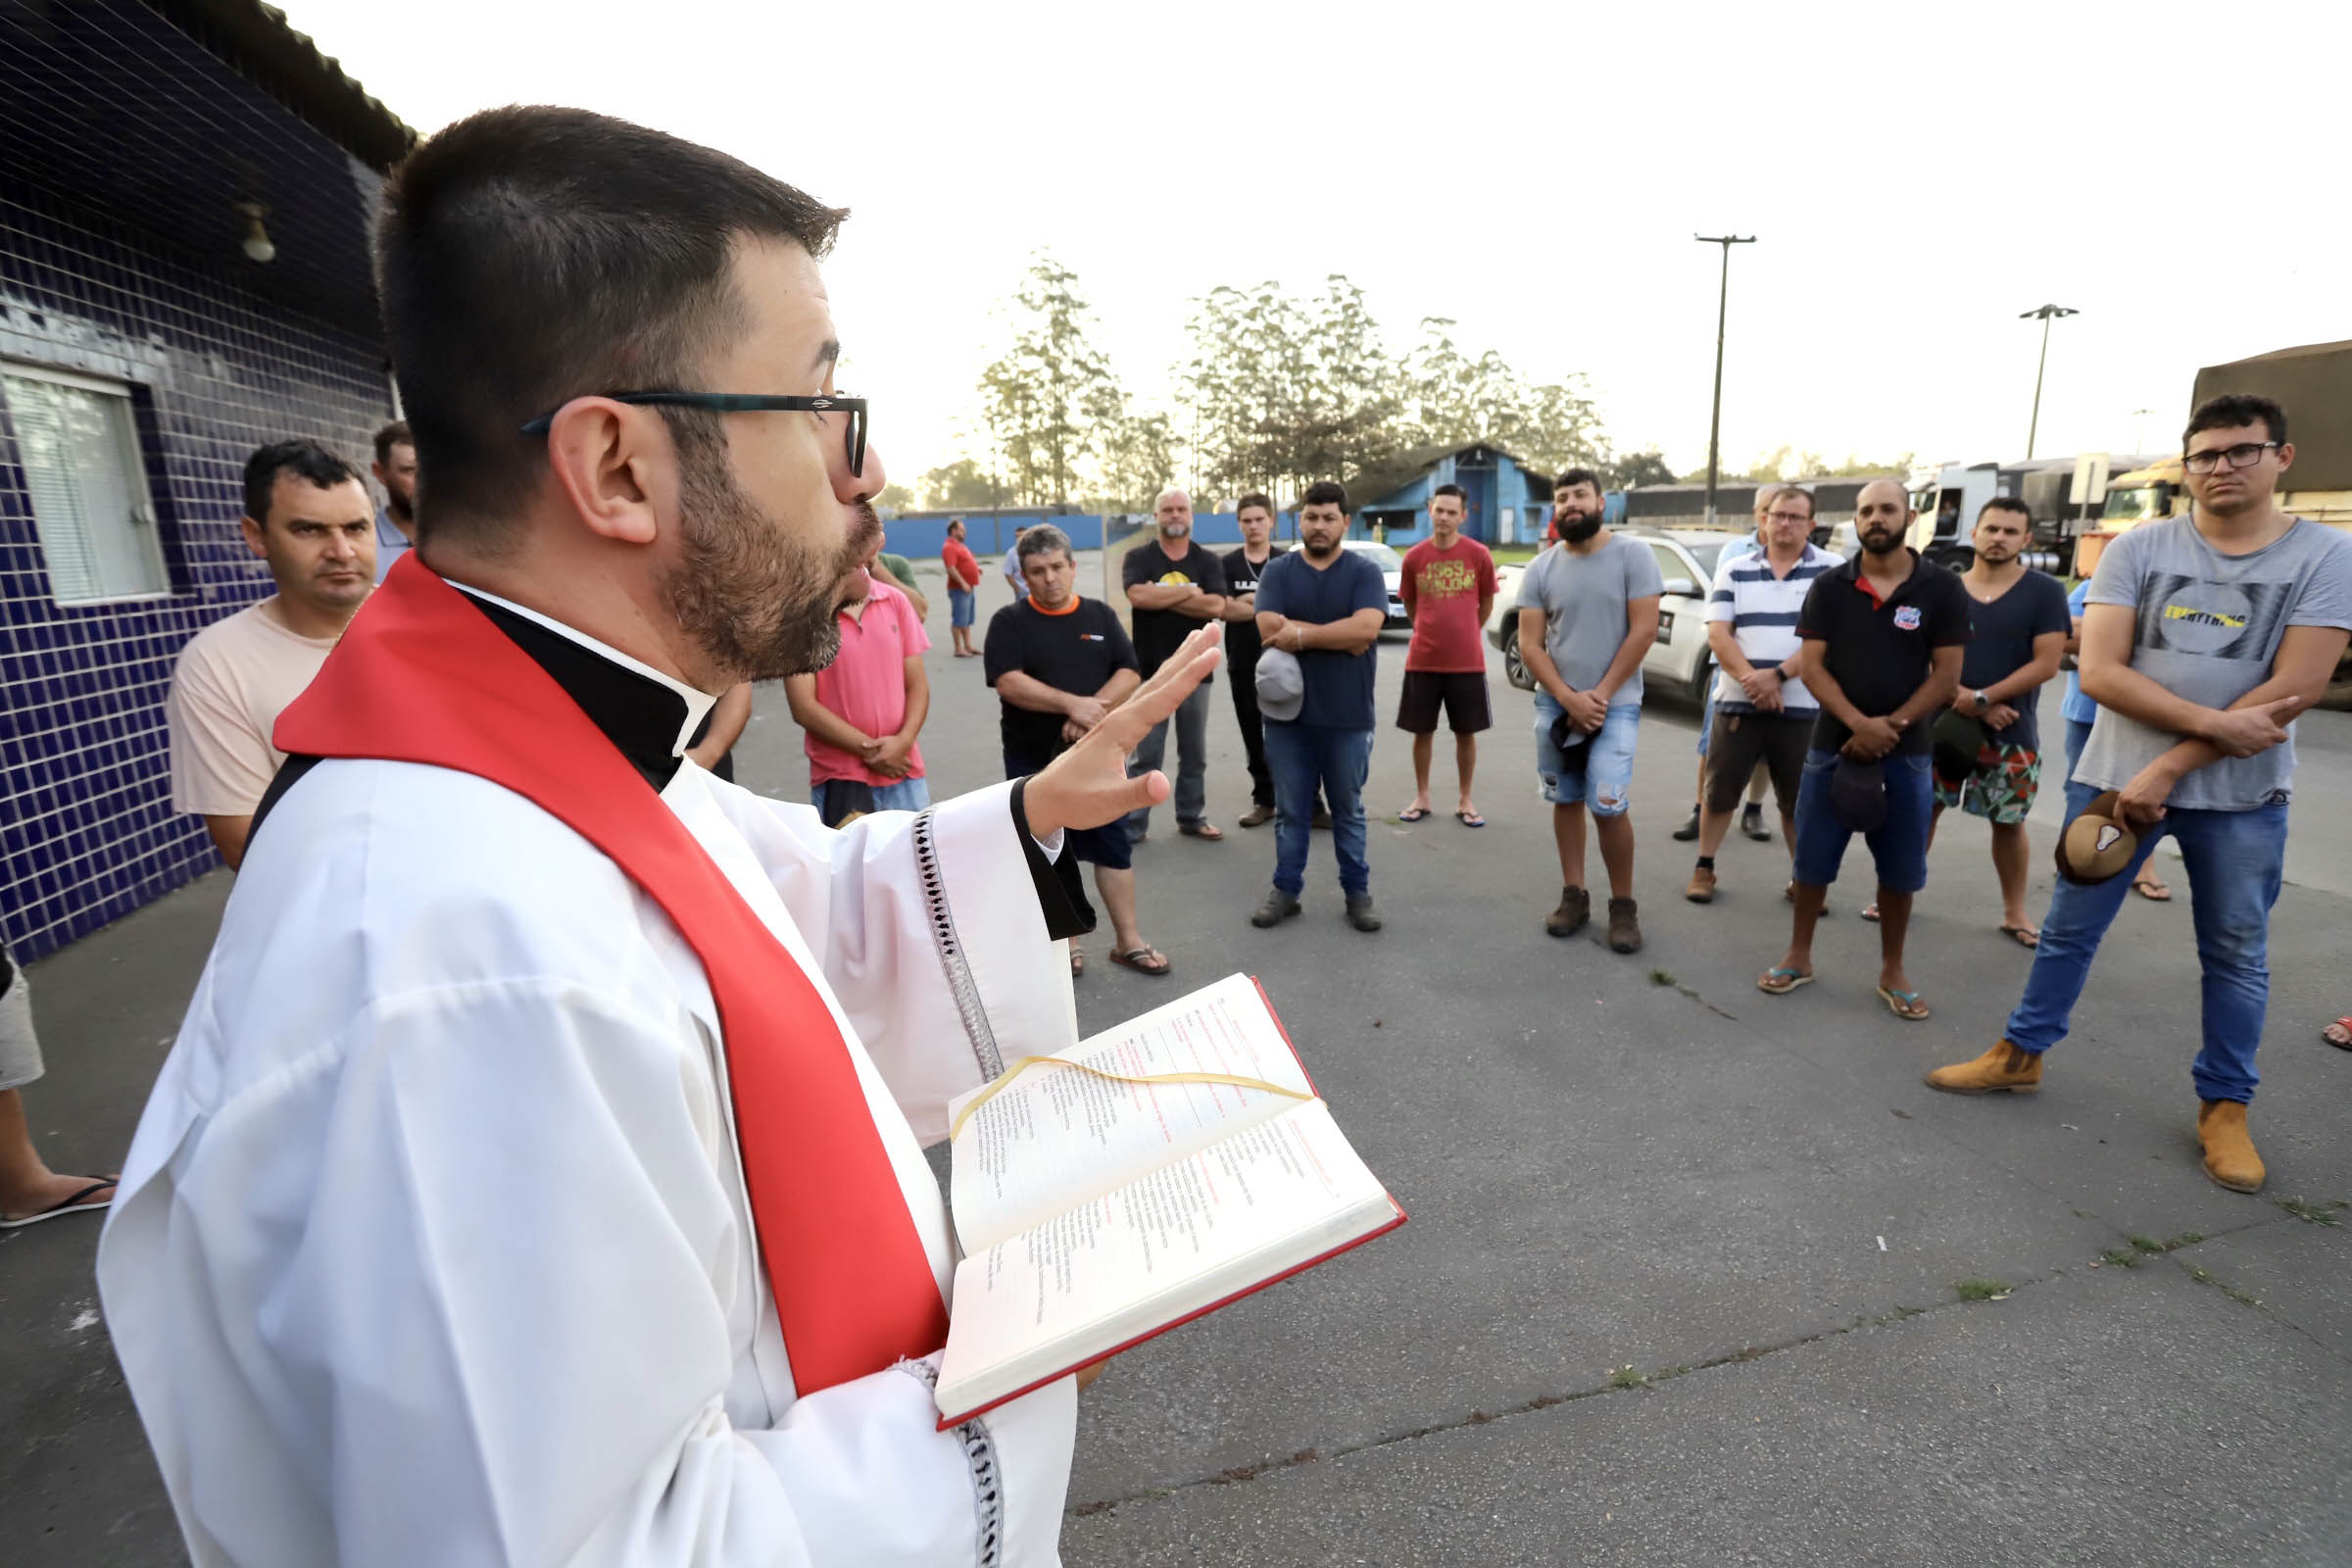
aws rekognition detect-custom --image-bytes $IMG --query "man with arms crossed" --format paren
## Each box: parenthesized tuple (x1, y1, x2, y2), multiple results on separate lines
(1687, 485, 1838, 904)
(1516, 466, 1661, 953)
(942, 515, 983, 656)
(167, 438, 374, 869)
(1912, 498, 2069, 943)
(1929, 395, 2352, 1195)
(1122, 486, 1230, 841)
(102, 106, 1219, 1566)
(1396, 483, 1496, 826)
(785, 538, 934, 824)
(1221, 493, 1284, 827)
(1759, 479, 1969, 1018)
(1250, 481, 1388, 932)
(987, 524, 1170, 977)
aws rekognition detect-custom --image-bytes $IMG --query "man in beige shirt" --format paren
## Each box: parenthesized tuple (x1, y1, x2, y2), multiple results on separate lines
(168, 439, 376, 867)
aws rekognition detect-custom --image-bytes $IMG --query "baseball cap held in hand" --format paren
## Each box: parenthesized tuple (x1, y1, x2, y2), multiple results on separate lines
(2056, 791, 2139, 884)
(1254, 647, 1303, 722)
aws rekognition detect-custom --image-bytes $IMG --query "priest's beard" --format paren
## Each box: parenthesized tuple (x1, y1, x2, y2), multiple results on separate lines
(664, 440, 881, 681)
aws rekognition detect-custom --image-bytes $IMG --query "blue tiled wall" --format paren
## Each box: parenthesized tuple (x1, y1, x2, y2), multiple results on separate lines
(0, 183, 392, 960)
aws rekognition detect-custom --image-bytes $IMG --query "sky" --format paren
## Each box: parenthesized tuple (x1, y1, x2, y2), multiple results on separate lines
(289, 0, 2352, 494)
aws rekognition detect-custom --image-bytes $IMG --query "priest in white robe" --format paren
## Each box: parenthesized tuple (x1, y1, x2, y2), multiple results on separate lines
(96, 105, 1217, 1568)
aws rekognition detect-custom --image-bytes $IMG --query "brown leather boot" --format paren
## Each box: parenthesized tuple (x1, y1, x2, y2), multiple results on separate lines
(2196, 1101, 2265, 1194)
(1925, 1040, 2043, 1095)
(1606, 897, 1642, 954)
(1685, 865, 1717, 904)
(1545, 886, 1590, 938)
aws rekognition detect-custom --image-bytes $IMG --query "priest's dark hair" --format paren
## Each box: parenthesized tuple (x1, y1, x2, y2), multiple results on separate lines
(375, 106, 849, 543)
(1300, 480, 1349, 514)
(243, 439, 362, 528)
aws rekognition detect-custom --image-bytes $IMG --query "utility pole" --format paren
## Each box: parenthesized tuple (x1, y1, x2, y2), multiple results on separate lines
(1694, 234, 1755, 528)
(2019, 304, 2079, 460)
(2131, 407, 2154, 454)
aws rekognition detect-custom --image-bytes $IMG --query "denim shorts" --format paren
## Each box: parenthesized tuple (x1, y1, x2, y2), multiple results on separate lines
(1791, 748, 1934, 893)
(949, 586, 976, 628)
(1533, 692, 1642, 814)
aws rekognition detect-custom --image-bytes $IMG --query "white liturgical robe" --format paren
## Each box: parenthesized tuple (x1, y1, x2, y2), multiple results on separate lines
(97, 603, 1085, 1567)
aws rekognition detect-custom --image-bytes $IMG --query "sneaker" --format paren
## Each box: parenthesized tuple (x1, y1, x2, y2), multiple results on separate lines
(1925, 1041, 2043, 1095)
(1606, 897, 1642, 954)
(1544, 886, 1591, 938)
(1250, 888, 1302, 928)
(1741, 804, 1772, 842)
(1239, 803, 1276, 828)
(1671, 806, 1701, 842)
(1685, 865, 1717, 904)
(1344, 894, 1382, 932)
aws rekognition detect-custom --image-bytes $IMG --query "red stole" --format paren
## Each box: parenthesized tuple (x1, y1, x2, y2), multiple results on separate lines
(274, 554, 950, 1395)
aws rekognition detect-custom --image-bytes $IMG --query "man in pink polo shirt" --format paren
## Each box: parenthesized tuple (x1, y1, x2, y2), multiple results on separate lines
(784, 543, 933, 824)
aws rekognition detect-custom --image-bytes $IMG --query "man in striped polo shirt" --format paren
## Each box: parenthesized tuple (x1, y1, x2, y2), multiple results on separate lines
(1687, 485, 1838, 903)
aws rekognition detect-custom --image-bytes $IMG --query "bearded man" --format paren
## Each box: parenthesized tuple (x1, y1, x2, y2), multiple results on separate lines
(97, 107, 1217, 1568)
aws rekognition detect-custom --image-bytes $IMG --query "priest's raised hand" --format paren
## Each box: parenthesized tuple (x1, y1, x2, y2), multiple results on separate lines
(1023, 623, 1222, 839)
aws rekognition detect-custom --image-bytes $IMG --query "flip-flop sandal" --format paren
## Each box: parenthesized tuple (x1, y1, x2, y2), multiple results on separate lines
(1454, 809, 1486, 828)
(1999, 924, 2041, 950)
(1756, 966, 1814, 995)
(1070, 944, 1085, 977)
(0, 1176, 118, 1230)
(1876, 986, 1931, 1021)
(2323, 1018, 2352, 1051)
(1397, 807, 1432, 822)
(2132, 877, 2173, 902)
(1860, 904, 1881, 923)
(1178, 822, 1224, 841)
(1109, 946, 1172, 977)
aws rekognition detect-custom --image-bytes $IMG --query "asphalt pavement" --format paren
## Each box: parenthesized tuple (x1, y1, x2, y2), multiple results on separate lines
(5, 550, 2347, 1565)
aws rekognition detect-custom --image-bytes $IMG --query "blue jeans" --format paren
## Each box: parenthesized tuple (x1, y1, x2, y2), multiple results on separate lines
(811, 775, 932, 824)
(2061, 715, 2093, 782)
(1791, 748, 1935, 893)
(1264, 721, 1372, 897)
(1532, 693, 1642, 813)
(2003, 780, 2286, 1102)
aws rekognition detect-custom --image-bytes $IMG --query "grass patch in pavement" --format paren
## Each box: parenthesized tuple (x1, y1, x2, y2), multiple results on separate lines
(1954, 1278, 2011, 1301)
(2274, 1196, 2345, 1227)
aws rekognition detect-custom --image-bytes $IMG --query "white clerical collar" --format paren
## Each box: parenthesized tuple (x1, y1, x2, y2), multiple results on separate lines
(444, 578, 717, 757)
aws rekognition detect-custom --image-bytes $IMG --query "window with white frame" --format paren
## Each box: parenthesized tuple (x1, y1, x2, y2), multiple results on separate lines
(2, 364, 171, 604)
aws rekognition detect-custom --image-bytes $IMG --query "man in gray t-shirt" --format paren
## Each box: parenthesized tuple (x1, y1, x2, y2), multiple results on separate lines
(1513, 469, 1665, 953)
(1929, 393, 2352, 1200)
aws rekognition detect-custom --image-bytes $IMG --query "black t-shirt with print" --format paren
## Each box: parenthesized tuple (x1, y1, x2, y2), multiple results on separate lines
(983, 596, 1139, 762)
(1220, 544, 1286, 664)
(1795, 549, 1973, 756)
(1121, 538, 1229, 679)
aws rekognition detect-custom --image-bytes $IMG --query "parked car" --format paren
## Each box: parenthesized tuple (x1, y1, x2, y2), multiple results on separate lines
(1483, 530, 1733, 704)
(1340, 539, 1412, 631)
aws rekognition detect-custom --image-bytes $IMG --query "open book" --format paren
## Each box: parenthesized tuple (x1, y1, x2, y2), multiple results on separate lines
(933, 972, 1403, 1428)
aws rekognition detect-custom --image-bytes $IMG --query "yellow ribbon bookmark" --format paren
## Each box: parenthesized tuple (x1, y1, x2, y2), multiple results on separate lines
(950, 1054, 1311, 1142)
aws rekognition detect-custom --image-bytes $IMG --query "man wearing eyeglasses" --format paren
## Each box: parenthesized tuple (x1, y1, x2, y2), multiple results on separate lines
(99, 106, 1220, 1567)
(1930, 394, 2352, 1200)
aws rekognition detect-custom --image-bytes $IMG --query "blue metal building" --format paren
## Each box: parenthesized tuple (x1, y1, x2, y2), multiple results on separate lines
(1342, 442, 1556, 548)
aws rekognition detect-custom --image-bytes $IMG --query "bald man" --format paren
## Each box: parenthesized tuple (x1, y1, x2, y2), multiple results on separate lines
(1759, 479, 1970, 1022)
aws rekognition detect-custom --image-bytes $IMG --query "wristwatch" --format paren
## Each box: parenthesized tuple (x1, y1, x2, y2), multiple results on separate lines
(1973, 689, 1989, 711)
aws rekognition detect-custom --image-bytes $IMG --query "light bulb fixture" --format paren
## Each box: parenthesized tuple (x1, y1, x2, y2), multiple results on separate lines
(237, 202, 275, 264)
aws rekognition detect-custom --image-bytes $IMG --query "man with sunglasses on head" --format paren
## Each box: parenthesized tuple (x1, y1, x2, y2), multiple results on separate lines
(99, 107, 1221, 1567)
(1929, 395, 2352, 1198)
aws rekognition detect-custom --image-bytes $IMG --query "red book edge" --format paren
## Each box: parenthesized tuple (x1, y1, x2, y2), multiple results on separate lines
(936, 974, 1398, 1430)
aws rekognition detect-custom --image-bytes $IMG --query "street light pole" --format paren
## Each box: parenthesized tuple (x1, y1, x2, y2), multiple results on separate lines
(2020, 304, 2079, 460)
(1695, 234, 1755, 529)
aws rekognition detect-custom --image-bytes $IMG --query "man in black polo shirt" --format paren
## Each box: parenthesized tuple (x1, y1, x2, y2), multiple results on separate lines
(1121, 486, 1229, 842)
(986, 524, 1171, 978)
(1759, 479, 1969, 1021)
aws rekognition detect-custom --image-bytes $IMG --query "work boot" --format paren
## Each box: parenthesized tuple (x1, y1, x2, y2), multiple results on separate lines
(1741, 803, 1772, 842)
(1545, 886, 1590, 938)
(1344, 894, 1383, 932)
(1238, 802, 1276, 828)
(2196, 1100, 2265, 1194)
(1685, 864, 1717, 904)
(1250, 888, 1301, 928)
(1925, 1040, 2043, 1095)
(1671, 805, 1701, 842)
(1606, 897, 1643, 954)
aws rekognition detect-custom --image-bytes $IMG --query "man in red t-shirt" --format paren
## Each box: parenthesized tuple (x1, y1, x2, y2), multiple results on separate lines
(783, 548, 933, 825)
(940, 516, 985, 658)
(1396, 484, 1497, 825)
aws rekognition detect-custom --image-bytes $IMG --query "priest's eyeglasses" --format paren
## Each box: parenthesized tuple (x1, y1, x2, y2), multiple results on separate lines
(2182, 441, 2278, 474)
(520, 393, 868, 478)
